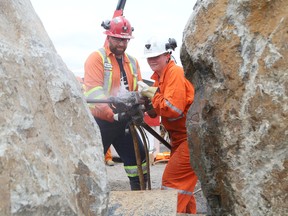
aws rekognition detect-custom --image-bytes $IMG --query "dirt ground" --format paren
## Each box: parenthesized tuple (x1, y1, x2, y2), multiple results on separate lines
(106, 160, 208, 214)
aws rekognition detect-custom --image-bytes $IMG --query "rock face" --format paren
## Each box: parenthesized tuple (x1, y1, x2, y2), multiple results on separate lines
(0, 1, 108, 215)
(182, 0, 287, 215)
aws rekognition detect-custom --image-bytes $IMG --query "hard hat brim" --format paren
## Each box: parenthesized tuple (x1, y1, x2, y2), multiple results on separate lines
(143, 51, 168, 59)
(104, 31, 134, 39)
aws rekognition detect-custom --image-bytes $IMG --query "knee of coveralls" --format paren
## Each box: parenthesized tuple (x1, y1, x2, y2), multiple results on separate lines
(161, 141, 198, 213)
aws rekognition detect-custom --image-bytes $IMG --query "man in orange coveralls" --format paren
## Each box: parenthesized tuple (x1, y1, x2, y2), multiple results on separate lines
(139, 37, 198, 213)
(84, 16, 147, 190)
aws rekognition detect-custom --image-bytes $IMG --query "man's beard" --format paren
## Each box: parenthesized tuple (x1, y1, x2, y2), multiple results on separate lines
(110, 45, 126, 56)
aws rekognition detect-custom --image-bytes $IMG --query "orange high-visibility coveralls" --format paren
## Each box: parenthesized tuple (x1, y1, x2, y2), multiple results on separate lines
(151, 60, 198, 214)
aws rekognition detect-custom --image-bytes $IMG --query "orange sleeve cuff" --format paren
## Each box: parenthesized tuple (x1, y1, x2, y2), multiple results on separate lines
(91, 105, 114, 122)
(105, 107, 114, 123)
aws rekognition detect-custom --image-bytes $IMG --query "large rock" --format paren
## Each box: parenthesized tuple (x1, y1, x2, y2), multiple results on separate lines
(182, 0, 287, 215)
(0, 0, 108, 215)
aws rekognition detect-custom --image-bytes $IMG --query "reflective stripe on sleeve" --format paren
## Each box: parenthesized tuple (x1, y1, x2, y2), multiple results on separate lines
(84, 86, 106, 108)
(84, 86, 105, 99)
(164, 99, 185, 121)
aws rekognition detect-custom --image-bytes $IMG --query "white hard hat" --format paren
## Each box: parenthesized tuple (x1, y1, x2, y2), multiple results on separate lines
(143, 37, 177, 58)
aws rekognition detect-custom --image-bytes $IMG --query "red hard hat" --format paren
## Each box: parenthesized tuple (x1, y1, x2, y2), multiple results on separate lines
(103, 16, 134, 39)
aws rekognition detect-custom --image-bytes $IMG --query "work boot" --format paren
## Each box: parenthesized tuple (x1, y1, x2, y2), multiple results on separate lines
(105, 160, 115, 166)
(129, 174, 147, 190)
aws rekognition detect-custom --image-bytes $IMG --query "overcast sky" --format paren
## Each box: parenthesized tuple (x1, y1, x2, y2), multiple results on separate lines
(30, 0, 197, 79)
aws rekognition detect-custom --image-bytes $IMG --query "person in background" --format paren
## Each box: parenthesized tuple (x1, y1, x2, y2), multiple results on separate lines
(139, 37, 198, 213)
(84, 16, 147, 190)
(104, 147, 115, 166)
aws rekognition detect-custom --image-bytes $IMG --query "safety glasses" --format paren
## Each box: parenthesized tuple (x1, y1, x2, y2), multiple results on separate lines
(110, 36, 130, 44)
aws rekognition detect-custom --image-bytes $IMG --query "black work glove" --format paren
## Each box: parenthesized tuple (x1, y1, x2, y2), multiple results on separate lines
(143, 97, 157, 118)
(109, 97, 127, 114)
(143, 96, 153, 112)
(146, 109, 157, 118)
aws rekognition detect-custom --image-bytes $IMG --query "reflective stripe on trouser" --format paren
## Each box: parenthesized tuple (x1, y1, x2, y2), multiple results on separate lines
(125, 162, 148, 177)
(161, 185, 197, 213)
(161, 141, 198, 214)
(95, 118, 147, 190)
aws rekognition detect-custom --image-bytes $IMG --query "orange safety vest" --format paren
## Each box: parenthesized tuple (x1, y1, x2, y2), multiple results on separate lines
(84, 47, 142, 122)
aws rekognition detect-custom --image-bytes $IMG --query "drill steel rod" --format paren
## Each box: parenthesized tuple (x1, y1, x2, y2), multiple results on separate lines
(129, 123, 145, 190)
(86, 98, 114, 104)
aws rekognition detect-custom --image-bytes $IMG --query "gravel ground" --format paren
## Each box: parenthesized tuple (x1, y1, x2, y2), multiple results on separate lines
(106, 160, 208, 214)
